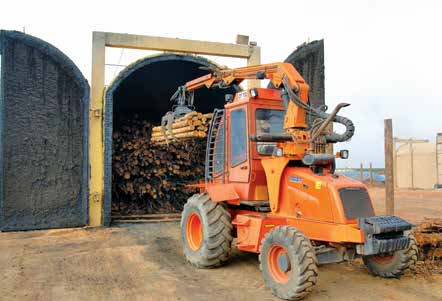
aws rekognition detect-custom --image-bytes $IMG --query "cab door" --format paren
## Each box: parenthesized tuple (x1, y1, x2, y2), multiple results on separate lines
(227, 106, 250, 182)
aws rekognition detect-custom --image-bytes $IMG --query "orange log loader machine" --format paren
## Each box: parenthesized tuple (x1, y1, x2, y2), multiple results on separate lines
(166, 63, 418, 300)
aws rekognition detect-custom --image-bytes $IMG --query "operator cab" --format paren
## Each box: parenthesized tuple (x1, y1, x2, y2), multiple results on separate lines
(206, 88, 285, 203)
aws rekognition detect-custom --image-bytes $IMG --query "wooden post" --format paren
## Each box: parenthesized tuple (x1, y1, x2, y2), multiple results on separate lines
(437, 133, 442, 188)
(236, 34, 250, 45)
(369, 162, 373, 185)
(393, 138, 398, 188)
(247, 45, 261, 88)
(89, 32, 106, 227)
(360, 163, 364, 181)
(409, 141, 414, 189)
(384, 119, 394, 215)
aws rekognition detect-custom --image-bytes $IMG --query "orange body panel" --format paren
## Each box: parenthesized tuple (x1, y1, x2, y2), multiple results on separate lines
(231, 211, 287, 253)
(206, 183, 239, 203)
(261, 157, 290, 212)
(228, 168, 369, 252)
(230, 210, 364, 254)
(285, 219, 364, 244)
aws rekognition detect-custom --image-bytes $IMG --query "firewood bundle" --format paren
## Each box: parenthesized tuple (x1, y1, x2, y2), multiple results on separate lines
(413, 218, 442, 260)
(112, 117, 207, 214)
(150, 112, 213, 145)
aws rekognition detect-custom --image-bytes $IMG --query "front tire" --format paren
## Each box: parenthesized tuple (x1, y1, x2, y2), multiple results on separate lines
(180, 193, 233, 268)
(363, 234, 418, 278)
(259, 226, 318, 300)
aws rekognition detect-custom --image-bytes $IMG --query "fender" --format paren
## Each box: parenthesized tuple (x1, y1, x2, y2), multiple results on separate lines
(261, 157, 290, 212)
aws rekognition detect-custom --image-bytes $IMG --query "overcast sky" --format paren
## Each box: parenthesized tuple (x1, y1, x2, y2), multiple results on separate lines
(1, 0, 441, 168)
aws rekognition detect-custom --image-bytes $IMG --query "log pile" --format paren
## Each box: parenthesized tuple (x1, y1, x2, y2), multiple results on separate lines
(409, 218, 442, 275)
(112, 116, 207, 215)
(413, 218, 442, 260)
(150, 112, 212, 145)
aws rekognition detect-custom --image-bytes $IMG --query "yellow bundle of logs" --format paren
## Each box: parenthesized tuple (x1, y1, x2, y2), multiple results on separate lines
(150, 112, 213, 145)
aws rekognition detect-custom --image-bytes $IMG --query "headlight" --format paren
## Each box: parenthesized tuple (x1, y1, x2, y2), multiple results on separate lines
(339, 149, 349, 159)
(273, 147, 283, 157)
(250, 88, 258, 98)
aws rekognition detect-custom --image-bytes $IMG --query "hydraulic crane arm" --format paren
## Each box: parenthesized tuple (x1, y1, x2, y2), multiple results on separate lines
(184, 62, 310, 129)
(185, 63, 306, 91)
(169, 62, 354, 144)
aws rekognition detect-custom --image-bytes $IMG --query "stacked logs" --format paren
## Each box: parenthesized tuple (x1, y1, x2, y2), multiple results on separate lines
(413, 218, 442, 260)
(150, 112, 212, 145)
(112, 116, 207, 215)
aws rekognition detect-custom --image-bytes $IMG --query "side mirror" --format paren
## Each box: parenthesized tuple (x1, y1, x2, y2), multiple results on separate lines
(339, 150, 349, 159)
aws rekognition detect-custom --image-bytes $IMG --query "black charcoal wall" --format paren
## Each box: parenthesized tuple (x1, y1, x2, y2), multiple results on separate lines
(0, 31, 89, 231)
(284, 40, 325, 107)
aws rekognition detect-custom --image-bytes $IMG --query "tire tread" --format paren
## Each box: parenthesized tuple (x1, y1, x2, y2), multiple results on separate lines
(259, 226, 318, 300)
(363, 234, 418, 278)
(181, 193, 233, 268)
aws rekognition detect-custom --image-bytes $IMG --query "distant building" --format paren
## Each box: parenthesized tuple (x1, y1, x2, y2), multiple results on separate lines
(396, 137, 438, 189)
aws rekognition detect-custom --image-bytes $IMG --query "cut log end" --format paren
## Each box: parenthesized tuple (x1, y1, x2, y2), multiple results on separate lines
(112, 115, 207, 215)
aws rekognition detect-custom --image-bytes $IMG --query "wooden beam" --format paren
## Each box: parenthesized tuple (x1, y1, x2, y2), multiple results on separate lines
(393, 137, 398, 188)
(437, 133, 442, 188)
(394, 138, 429, 143)
(103, 32, 257, 59)
(89, 32, 106, 227)
(247, 46, 261, 88)
(384, 119, 394, 215)
(409, 142, 414, 189)
(236, 34, 249, 45)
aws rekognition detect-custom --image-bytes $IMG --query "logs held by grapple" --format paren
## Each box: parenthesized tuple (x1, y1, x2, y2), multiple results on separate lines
(150, 112, 212, 145)
(112, 116, 207, 215)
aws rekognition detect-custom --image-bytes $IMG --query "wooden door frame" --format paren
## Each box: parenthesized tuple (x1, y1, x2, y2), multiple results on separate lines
(89, 31, 261, 226)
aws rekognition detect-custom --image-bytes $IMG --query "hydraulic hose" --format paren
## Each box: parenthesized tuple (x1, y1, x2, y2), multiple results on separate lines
(281, 77, 355, 143)
(313, 109, 355, 143)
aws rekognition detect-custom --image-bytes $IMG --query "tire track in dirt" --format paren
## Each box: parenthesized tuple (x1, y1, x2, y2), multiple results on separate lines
(130, 223, 277, 301)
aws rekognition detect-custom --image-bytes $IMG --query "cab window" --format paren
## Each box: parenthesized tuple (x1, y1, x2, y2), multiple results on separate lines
(230, 109, 247, 167)
(255, 108, 284, 155)
(214, 122, 225, 174)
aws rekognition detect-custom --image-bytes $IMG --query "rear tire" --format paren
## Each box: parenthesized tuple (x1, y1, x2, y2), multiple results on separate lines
(259, 226, 318, 300)
(363, 234, 418, 278)
(180, 193, 233, 268)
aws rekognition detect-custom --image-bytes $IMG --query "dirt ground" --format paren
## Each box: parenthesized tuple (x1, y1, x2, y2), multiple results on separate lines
(369, 187, 442, 224)
(1, 188, 441, 301)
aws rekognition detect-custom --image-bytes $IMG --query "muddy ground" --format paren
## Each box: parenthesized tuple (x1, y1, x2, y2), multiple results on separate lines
(1, 188, 441, 301)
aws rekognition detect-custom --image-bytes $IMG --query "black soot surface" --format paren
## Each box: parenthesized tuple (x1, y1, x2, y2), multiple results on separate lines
(0, 31, 89, 231)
